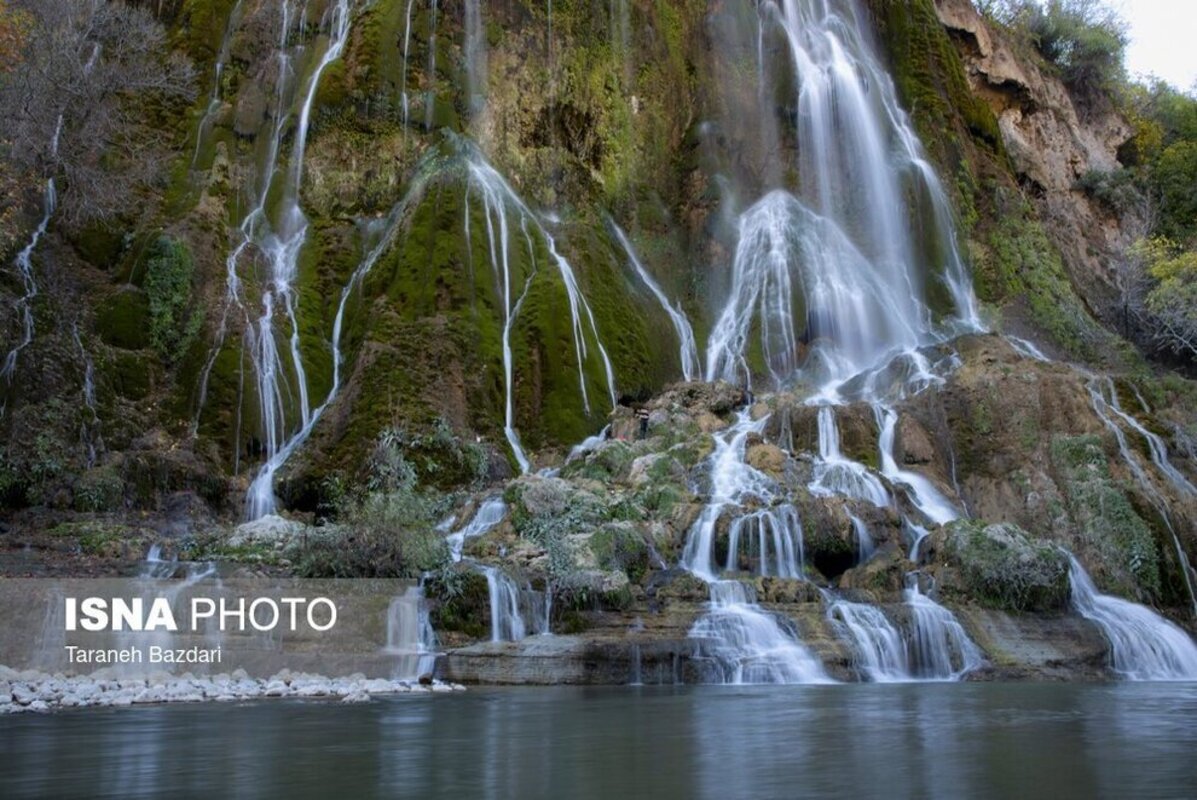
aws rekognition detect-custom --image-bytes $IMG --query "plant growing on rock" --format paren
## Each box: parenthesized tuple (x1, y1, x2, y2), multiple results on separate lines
(143, 235, 202, 364)
(939, 521, 1069, 612)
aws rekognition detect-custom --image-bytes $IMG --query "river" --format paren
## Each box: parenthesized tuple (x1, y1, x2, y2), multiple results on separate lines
(3, 683, 1196, 798)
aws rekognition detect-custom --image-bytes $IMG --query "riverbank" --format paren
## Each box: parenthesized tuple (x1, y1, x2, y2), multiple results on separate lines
(0, 666, 465, 715)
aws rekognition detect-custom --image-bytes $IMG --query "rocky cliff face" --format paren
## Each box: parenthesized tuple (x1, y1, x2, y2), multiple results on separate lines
(3, 1, 1197, 683)
(932, 0, 1136, 325)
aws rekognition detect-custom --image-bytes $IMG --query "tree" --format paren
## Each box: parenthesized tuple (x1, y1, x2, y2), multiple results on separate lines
(989, 0, 1128, 112)
(0, 0, 194, 227)
(0, 0, 29, 73)
(1143, 244, 1197, 360)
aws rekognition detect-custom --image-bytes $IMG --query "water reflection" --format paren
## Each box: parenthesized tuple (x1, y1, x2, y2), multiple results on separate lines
(2, 684, 1196, 799)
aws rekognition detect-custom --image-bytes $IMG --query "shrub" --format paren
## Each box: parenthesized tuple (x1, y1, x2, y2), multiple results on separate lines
(992, 0, 1127, 110)
(291, 491, 450, 578)
(143, 236, 202, 364)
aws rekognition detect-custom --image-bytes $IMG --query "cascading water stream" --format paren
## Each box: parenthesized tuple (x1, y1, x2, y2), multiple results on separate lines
(72, 321, 101, 468)
(1068, 554, 1197, 680)
(808, 405, 890, 507)
(680, 410, 831, 684)
(1087, 377, 1197, 616)
(826, 598, 910, 682)
(462, 143, 617, 469)
(904, 582, 983, 680)
(424, 0, 439, 130)
(385, 585, 439, 680)
(2, 117, 61, 386)
(704, 0, 981, 391)
(399, 0, 417, 131)
(192, 0, 246, 165)
(444, 498, 546, 642)
(875, 405, 959, 533)
(184, 0, 355, 518)
(244, 0, 354, 519)
(610, 221, 700, 381)
(464, 0, 488, 119)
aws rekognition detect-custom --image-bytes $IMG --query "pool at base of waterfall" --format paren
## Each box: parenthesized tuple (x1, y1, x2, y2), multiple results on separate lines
(3, 683, 1196, 798)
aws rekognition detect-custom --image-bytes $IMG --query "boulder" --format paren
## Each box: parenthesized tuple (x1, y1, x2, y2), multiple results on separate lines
(228, 514, 307, 549)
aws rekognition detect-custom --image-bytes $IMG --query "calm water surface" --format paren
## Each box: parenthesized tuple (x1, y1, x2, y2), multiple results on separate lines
(3, 683, 1196, 799)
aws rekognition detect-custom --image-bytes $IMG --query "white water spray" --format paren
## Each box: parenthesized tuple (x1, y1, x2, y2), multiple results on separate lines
(1068, 555, 1197, 680)
(610, 222, 700, 381)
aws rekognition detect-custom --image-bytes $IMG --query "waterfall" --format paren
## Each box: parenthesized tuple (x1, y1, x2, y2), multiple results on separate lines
(424, 0, 439, 130)
(610, 221, 700, 382)
(1068, 555, 1197, 680)
(689, 581, 831, 683)
(809, 405, 890, 507)
(443, 499, 548, 641)
(2, 117, 60, 384)
(1087, 378, 1197, 616)
(875, 405, 959, 527)
(905, 583, 983, 680)
(186, 0, 359, 518)
(679, 410, 773, 578)
(192, 0, 246, 165)
(827, 599, 910, 682)
(462, 143, 617, 470)
(681, 410, 831, 684)
(1005, 335, 1050, 362)
(703, 0, 981, 391)
(385, 586, 439, 680)
(400, 0, 417, 131)
(724, 506, 805, 578)
(244, 0, 354, 519)
(447, 498, 507, 563)
(481, 566, 528, 643)
(464, 0, 488, 119)
(850, 515, 875, 562)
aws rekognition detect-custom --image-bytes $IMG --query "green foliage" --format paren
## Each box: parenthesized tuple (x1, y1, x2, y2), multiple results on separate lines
(589, 524, 651, 584)
(943, 521, 1070, 611)
(292, 430, 453, 578)
(1050, 435, 1162, 599)
(1075, 167, 1142, 215)
(991, 0, 1127, 108)
(425, 567, 490, 639)
(292, 491, 450, 579)
(509, 479, 600, 578)
(371, 418, 488, 492)
(1140, 240, 1197, 359)
(1152, 141, 1197, 244)
(72, 466, 125, 512)
(974, 191, 1104, 359)
(143, 235, 202, 364)
(96, 289, 151, 350)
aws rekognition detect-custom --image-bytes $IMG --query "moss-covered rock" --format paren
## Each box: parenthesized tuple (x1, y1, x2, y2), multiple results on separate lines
(933, 520, 1069, 612)
(96, 289, 152, 351)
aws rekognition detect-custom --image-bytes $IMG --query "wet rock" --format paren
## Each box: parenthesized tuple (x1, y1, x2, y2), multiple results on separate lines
(228, 514, 308, 549)
(746, 442, 786, 476)
(929, 521, 1069, 612)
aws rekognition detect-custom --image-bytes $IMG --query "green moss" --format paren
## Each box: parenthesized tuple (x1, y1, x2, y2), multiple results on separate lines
(108, 351, 154, 401)
(144, 236, 203, 364)
(971, 190, 1117, 360)
(1050, 435, 1163, 600)
(96, 289, 152, 351)
(589, 523, 651, 584)
(942, 520, 1070, 611)
(426, 568, 491, 640)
